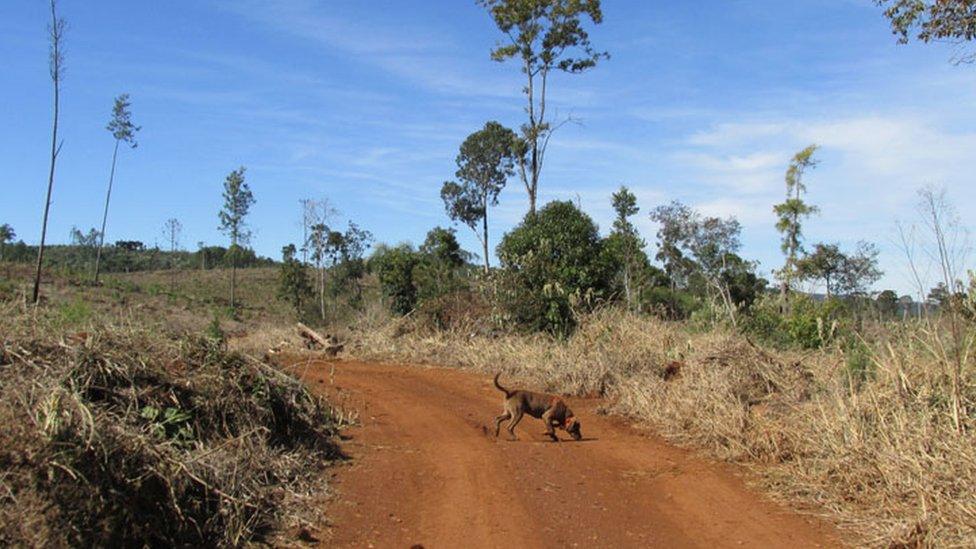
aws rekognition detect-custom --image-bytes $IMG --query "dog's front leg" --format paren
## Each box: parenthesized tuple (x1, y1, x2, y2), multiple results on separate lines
(541, 410, 559, 442)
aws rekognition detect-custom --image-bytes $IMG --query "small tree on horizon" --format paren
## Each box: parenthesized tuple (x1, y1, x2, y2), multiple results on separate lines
(93, 93, 140, 284)
(774, 145, 820, 301)
(441, 121, 518, 273)
(0, 224, 15, 261)
(218, 167, 254, 311)
(478, 0, 608, 215)
(33, 0, 66, 304)
(163, 218, 182, 292)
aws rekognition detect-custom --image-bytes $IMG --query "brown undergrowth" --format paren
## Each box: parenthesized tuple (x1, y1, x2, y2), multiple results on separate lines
(347, 308, 976, 547)
(0, 300, 342, 547)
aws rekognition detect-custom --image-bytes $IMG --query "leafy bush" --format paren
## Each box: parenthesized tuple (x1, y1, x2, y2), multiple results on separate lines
(496, 201, 612, 335)
(743, 293, 847, 349)
(369, 244, 421, 314)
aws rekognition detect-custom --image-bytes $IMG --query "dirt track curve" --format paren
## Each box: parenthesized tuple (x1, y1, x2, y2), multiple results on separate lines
(294, 360, 842, 548)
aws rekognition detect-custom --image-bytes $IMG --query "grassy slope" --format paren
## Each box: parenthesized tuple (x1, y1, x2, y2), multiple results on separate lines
(0, 263, 341, 546)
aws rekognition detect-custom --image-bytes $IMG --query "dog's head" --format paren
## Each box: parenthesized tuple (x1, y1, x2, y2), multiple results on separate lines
(565, 415, 582, 441)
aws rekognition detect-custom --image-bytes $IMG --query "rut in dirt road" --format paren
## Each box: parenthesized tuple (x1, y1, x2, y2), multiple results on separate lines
(295, 360, 842, 548)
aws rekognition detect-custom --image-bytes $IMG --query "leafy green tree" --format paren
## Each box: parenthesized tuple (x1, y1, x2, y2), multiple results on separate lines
(650, 201, 750, 325)
(217, 167, 254, 310)
(0, 224, 15, 260)
(479, 0, 608, 215)
(277, 244, 312, 319)
(307, 223, 334, 320)
(720, 253, 767, 312)
(876, 289, 899, 319)
(836, 241, 883, 297)
(927, 281, 950, 306)
(684, 214, 746, 327)
(798, 241, 882, 299)
(415, 227, 472, 301)
(497, 200, 611, 335)
(876, 1, 976, 62)
(33, 0, 66, 304)
(70, 226, 101, 248)
(327, 222, 374, 315)
(420, 226, 468, 268)
(604, 185, 647, 310)
(774, 145, 819, 299)
(649, 201, 698, 316)
(370, 244, 422, 315)
(796, 242, 845, 298)
(441, 121, 518, 273)
(94, 94, 140, 284)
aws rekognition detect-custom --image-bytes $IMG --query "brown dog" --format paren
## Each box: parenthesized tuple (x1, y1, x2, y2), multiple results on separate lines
(493, 373, 582, 442)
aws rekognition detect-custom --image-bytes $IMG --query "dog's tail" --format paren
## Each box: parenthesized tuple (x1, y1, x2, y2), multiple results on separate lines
(493, 372, 513, 398)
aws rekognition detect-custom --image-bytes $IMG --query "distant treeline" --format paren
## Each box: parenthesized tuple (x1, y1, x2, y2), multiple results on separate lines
(1, 240, 274, 274)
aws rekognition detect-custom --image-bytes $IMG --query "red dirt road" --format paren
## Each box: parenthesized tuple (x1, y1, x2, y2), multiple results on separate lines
(297, 360, 842, 548)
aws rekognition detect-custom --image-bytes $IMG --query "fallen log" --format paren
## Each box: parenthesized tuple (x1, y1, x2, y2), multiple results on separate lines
(296, 322, 344, 357)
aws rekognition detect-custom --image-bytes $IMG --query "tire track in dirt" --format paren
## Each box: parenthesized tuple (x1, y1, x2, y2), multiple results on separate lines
(295, 360, 842, 548)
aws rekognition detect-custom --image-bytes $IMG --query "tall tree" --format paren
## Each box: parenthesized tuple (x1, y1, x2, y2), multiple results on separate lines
(441, 121, 518, 273)
(307, 223, 329, 321)
(876, 1, 976, 62)
(650, 201, 748, 325)
(0, 224, 15, 261)
(649, 200, 696, 316)
(774, 145, 820, 300)
(93, 94, 140, 284)
(606, 185, 645, 310)
(479, 0, 608, 215)
(218, 167, 254, 310)
(328, 222, 374, 314)
(33, 0, 66, 304)
(163, 218, 182, 292)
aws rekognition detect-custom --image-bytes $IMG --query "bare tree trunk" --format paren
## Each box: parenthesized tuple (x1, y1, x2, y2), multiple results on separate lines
(93, 139, 120, 284)
(231, 258, 237, 310)
(33, 0, 64, 304)
(319, 266, 326, 321)
(482, 196, 490, 274)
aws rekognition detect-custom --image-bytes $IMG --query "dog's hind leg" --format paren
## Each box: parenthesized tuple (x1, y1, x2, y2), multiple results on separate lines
(506, 409, 524, 440)
(493, 411, 511, 437)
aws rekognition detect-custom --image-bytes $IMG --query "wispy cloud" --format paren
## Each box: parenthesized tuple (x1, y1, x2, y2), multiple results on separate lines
(214, 0, 517, 98)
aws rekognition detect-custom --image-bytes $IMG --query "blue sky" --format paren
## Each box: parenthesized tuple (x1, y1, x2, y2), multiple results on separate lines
(2, 0, 974, 296)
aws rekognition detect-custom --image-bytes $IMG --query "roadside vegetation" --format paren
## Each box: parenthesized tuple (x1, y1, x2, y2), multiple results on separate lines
(0, 284, 342, 546)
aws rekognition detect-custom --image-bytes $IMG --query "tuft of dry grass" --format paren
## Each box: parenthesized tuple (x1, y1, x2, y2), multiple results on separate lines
(0, 302, 341, 547)
(348, 308, 976, 547)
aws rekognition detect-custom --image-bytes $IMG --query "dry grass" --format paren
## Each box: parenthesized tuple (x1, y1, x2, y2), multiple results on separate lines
(347, 308, 976, 547)
(0, 298, 341, 546)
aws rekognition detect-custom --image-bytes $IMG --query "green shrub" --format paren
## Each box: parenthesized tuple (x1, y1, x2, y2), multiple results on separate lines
(743, 293, 848, 349)
(642, 286, 701, 320)
(842, 337, 875, 390)
(369, 244, 421, 315)
(496, 201, 613, 336)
